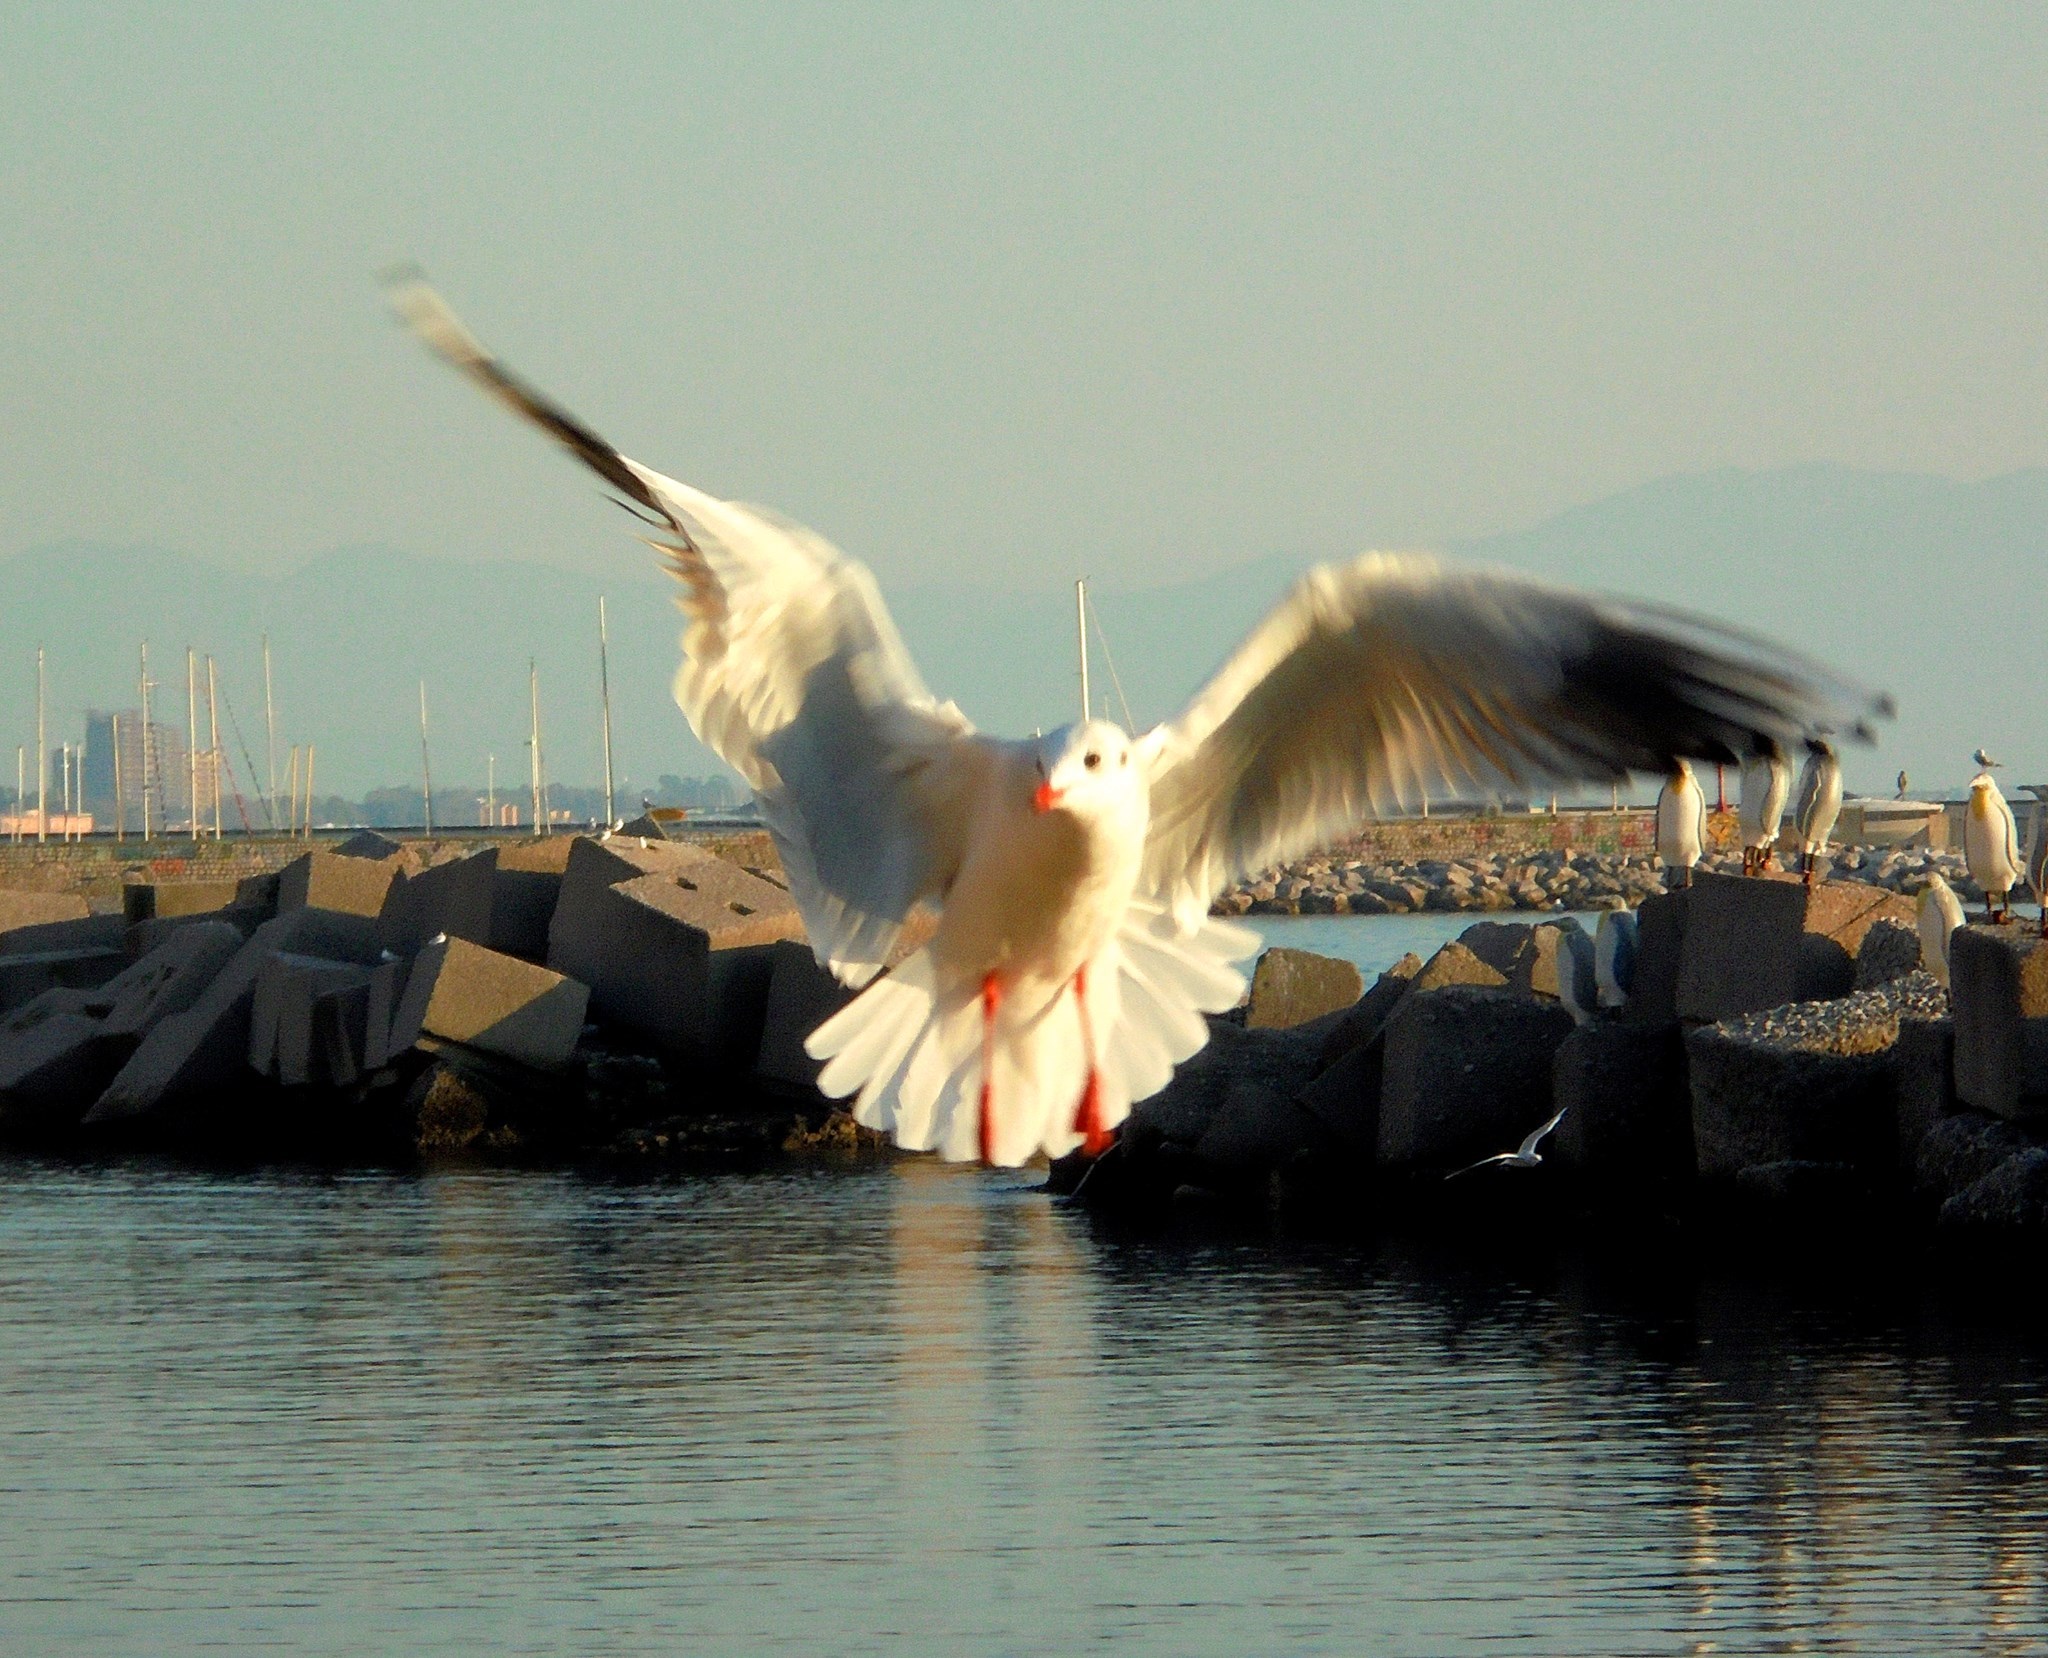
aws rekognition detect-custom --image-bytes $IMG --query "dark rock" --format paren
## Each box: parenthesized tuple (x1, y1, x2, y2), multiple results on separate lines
(1193, 1080, 1332, 1175)
(1296, 1038, 1384, 1155)
(0, 1012, 135, 1133)
(1627, 889, 1689, 1024)
(1940, 1148, 2048, 1231)
(101, 921, 243, 1037)
(754, 939, 853, 1091)
(250, 955, 375, 1086)
(1314, 953, 1421, 1070)
(332, 830, 405, 860)
(1123, 1017, 1326, 1154)
(310, 980, 374, 1089)
(407, 1062, 492, 1151)
(1732, 1159, 1873, 1207)
(1949, 925, 2048, 1121)
(125, 904, 268, 959)
(1549, 1021, 1691, 1183)
(1511, 918, 1593, 1001)
(1675, 873, 1914, 1022)
(1686, 1006, 1900, 1180)
(0, 948, 128, 1015)
(1245, 947, 1363, 1030)
(1854, 918, 1924, 990)
(1893, 1016, 1956, 1168)
(1454, 921, 1533, 979)
(489, 837, 575, 960)
(1377, 988, 1575, 1170)
(1409, 941, 1508, 995)
(1913, 1111, 2034, 1207)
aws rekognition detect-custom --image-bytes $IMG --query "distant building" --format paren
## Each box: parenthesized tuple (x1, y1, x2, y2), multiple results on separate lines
(82, 709, 193, 832)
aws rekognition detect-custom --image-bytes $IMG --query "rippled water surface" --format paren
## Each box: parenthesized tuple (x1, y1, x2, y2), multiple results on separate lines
(4, 1157, 2047, 1655)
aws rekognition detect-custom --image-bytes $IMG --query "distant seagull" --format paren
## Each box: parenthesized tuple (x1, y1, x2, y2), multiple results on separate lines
(1964, 768, 2023, 924)
(1918, 872, 1966, 987)
(390, 275, 1889, 1167)
(1975, 747, 2002, 770)
(1595, 908, 1638, 1011)
(1896, 769, 1910, 800)
(1739, 750, 1792, 876)
(1793, 738, 1843, 888)
(1446, 1106, 1569, 1180)
(1655, 759, 1707, 888)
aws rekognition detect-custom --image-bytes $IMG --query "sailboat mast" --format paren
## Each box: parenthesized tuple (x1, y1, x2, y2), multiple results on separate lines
(598, 596, 615, 830)
(1076, 578, 1090, 724)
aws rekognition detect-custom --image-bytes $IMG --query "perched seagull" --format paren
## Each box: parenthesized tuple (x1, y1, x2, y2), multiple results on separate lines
(1738, 750, 1792, 876)
(1594, 909, 1637, 1011)
(1654, 759, 1707, 888)
(1446, 1106, 1569, 1180)
(391, 279, 1889, 1167)
(2030, 808, 2048, 940)
(1964, 768, 2023, 924)
(1555, 925, 1599, 1025)
(1792, 738, 1844, 888)
(1917, 872, 1966, 987)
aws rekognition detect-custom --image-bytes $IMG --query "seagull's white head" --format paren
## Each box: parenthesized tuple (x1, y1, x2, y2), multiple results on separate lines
(1031, 720, 1142, 819)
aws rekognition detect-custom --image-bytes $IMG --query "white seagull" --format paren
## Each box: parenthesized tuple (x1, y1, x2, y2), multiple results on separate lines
(1792, 738, 1844, 888)
(1917, 872, 1965, 987)
(1445, 1105, 1570, 1180)
(1738, 749, 1792, 876)
(1963, 765, 2023, 924)
(1654, 758, 1707, 888)
(392, 280, 1888, 1167)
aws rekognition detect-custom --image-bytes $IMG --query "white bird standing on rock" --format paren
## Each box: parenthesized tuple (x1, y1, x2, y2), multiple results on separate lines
(1738, 750, 1792, 876)
(1793, 738, 1844, 888)
(1918, 872, 1966, 987)
(1964, 763, 2023, 924)
(391, 279, 1890, 1167)
(1655, 759, 1707, 887)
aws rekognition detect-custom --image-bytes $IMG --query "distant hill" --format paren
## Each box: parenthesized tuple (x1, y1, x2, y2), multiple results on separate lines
(2, 464, 2038, 800)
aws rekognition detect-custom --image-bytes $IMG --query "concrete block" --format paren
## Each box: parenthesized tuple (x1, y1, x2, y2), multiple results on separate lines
(1893, 1016, 1956, 1168)
(1548, 1021, 1691, 1182)
(754, 939, 853, 1090)
(0, 1011, 136, 1130)
(0, 911, 123, 956)
(487, 839, 576, 959)
(1455, 921, 1535, 979)
(1408, 941, 1508, 996)
(1124, 1017, 1327, 1153)
(1915, 1111, 2036, 1208)
(390, 936, 588, 1070)
(234, 871, 282, 915)
(1627, 889, 1689, 1024)
(333, 830, 405, 860)
(249, 953, 375, 1084)
(1194, 1081, 1331, 1176)
(276, 850, 407, 919)
(100, 921, 243, 1038)
(124, 904, 268, 960)
(310, 981, 373, 1088)
(362, 958, 411, 1069)
(87, 907, 385, 1124)
(1315, 954, 1421, 1070)
(0, 891, 89, 939)
(0, 948, 128, 1015)
(1685, 1021, 1895, 1179)
(1245, 947, 1363, 1030)
(1939, 1147, 2048, 1231)
(1950, 925, 2048, 1120)
(1296, 1038, 1384, 1155)
(547, 840, 802, 1059)
(1376, 988, 1575, 1169)
(379, 847, 498, 955)
(122, 881, 240, 925)
(1510, 919, 1593, 1001)
(1854, 918, 1924, 990)
(1676, 873, 1916, 1022)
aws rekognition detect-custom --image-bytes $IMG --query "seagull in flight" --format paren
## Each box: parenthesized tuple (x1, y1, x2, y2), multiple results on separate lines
(390, 278, 1890, 1168)
(1445, 1106, 1570, 1180)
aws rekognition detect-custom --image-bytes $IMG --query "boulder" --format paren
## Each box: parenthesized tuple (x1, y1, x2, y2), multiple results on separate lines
(547, 839, 802, 1061)
(1454, 921, 1533, 980)
(276, 850, 407, 919)
(389, 936, 588, 1071)
(1949, 925, 2048, 1121)
(379, 847, 498, 955)
(1409, 941, 1508, 995)
(1193, 1081, 1332, 1177)
(1548, 1021, 1691, 1183)
(1939, 1147, 2048, 1231)
(0, 891, 89, 939)
(1124, 1018, 1325, 1153)
(122, 881, 240, 924)
(1245, 947, 1363, 1030)
(490, 836, 576, 960)
(1912, 1111, 2034, 1208)
(1314, 954, 1421, 1070)
(754, 939, 853, 1091)
(1376, 988, 1575, 1170)
(1510, 919, 1593, 1001)
(86, 908, 384, 1125)
(1296, 1038, 1385, 1156)
(332, 830, 405, 860)
(361, 958, 412, 1070)
(125, 904, 269, 959)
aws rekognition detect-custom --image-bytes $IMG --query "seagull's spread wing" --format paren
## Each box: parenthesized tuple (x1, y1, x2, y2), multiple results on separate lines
(1519, 1104, 1569, 1159)
(391, 279, 976, 986)
(1140, 553, 1885, 928)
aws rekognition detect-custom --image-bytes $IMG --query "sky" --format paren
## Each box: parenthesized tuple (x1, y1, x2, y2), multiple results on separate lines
(4, 3, 2048, 793)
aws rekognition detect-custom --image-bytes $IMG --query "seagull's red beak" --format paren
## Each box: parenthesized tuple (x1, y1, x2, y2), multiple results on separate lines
(1033, 780, 1062, 814)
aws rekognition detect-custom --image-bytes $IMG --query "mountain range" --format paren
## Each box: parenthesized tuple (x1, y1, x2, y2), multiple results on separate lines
(2, 463, 2038, 804)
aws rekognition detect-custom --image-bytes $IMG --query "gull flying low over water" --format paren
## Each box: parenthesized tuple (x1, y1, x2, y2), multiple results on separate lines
(1445, 1105, 1570, 1180)
(391, 279, 1890, 1167)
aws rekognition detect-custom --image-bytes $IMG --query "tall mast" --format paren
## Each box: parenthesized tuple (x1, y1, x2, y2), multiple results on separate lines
(185, 648, 198, 843)
(303, 744, 315, 837)
(11, 747, 19, 844)
(262, 633, 277, 831)
(35, 644, 46, 844)
(112, 714, 125, 842)
(529, 658, 545, 837)
(487, 752, 496, 828)
(598, 596, 615, 830)
(418, 680, 434, 834)
(139, 642, 154, 841)
(286, 746, 299, 840)
(1076, 578, 1090, 724)
(206, 656, 222, 839)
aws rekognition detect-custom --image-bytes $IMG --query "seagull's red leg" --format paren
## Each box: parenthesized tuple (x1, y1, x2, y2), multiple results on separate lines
(1071, 963, 1109, 1157)
(978, 973, 1002, 1165)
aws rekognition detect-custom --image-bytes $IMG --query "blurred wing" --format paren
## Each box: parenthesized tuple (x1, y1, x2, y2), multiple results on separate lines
(1141, 553, 1886, 927)
(391, 277, 977, 985)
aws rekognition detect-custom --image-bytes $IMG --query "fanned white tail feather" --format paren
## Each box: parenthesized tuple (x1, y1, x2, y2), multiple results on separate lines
(804, 900, 1257, 1167)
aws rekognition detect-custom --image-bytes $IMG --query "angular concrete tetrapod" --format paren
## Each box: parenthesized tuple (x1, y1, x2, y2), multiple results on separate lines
(1245, 947, 1363, 1030)
(379, 847, 498, 956)
(1676, 871, 1915, 1023)
(388, 936, 589, 1071)
(1950, 925, 2048, 1121)
(276, 850, 408, 919)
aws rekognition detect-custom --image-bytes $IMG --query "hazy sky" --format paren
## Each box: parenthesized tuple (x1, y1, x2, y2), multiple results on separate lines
(6, 2, 2047, 596)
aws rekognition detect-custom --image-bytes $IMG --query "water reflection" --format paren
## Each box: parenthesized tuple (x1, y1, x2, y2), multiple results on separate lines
(0, 1155, 2044, 1655)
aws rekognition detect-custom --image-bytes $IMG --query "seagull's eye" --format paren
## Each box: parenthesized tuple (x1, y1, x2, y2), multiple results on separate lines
(1084, 752, 1101, 770)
